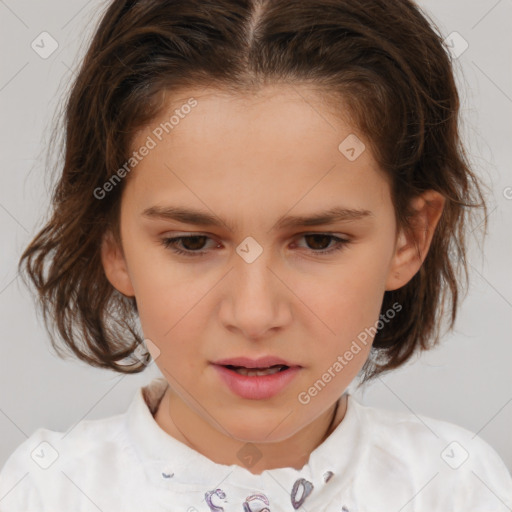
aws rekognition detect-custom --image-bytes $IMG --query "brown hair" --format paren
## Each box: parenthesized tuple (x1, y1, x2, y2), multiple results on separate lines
(18, 0, 489, 383)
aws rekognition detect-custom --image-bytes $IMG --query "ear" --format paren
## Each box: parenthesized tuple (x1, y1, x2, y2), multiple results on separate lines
(385, 190, 445, 291)
(100, 230, 135, 297)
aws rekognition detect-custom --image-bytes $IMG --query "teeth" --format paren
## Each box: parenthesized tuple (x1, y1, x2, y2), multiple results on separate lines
(232, 365, 286, 376)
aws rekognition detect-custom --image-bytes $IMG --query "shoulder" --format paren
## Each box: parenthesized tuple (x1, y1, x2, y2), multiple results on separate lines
(348, 395, 512, 510)
(0, 412, 137, 511)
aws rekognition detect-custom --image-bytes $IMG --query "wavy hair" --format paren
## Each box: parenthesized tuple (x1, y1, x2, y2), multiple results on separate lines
(18, 0, 489, 382)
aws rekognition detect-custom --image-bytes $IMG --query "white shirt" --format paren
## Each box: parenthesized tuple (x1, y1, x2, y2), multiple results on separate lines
(0, 377, 511, 511)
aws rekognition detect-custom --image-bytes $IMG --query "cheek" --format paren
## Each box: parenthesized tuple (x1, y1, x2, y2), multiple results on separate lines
(296, 259, 387, 338)
(132, 271, 214, 369)
(123, 236, 195, 323)
(136, 289, 206, 346)
(137, 296, 205, 379)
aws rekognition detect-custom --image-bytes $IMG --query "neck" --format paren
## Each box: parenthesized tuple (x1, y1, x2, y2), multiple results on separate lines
(154, 387, 347, 474)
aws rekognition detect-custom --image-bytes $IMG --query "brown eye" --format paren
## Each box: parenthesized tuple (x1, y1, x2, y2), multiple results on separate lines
(177, 235, 208, 251)
(304, 234, 333, 250)
(294, 234, 351, 255)
(161, 235, 215, 257)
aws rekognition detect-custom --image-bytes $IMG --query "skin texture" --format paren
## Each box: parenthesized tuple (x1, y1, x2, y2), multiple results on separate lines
(101, 84, 445, 474)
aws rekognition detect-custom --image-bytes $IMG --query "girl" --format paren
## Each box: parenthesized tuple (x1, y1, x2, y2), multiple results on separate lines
(1, 0, 511, 510)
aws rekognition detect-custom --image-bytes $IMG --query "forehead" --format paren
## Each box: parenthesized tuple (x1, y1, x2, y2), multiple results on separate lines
(146, 84, 353, 143)
(124, 85, 391, 221)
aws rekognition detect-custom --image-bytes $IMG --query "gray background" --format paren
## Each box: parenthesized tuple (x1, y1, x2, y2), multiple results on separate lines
(1, 0, 511, 478)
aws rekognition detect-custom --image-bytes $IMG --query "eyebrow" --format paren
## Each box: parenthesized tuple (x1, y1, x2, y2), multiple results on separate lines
(141, 205, 374, 232)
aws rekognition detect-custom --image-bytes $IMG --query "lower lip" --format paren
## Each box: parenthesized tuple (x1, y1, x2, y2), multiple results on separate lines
(212, 364, 301, 400)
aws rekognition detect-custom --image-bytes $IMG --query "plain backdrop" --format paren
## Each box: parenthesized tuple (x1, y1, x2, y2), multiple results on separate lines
(1, 0, 511, 478)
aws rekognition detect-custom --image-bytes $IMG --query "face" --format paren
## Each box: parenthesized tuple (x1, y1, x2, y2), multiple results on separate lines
(101, 84, 442, 445)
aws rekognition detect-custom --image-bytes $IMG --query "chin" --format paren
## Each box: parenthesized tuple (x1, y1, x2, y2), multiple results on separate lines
(218, 411, 301, 443)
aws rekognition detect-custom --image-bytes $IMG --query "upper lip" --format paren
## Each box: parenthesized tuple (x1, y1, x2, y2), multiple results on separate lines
(212, 356, 299, 368)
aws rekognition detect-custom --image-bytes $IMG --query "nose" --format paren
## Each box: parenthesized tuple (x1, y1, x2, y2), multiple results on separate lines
(218, 245, 292, 340)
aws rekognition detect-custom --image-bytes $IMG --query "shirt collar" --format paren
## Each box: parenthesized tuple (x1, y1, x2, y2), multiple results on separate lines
(126, 377, 369, 507)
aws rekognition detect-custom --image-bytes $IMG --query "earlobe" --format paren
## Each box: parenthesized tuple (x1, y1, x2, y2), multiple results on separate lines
(385, 190, 445, 291)
(100, 230, 136, 297)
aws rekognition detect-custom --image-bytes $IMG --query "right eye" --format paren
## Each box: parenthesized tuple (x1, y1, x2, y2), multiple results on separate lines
(161, 235, 218, 257)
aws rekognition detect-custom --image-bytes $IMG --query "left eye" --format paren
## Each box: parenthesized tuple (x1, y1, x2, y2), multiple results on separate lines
(161, 234, 351, 257)
(293, 234, 350, 253)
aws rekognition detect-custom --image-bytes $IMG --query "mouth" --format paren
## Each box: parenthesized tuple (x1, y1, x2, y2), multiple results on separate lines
(212, 355, 299, 371)
(222, 364, 290, 377)
(211, 360, 301, 400)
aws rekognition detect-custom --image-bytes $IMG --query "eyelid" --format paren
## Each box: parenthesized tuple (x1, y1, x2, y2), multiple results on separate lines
(160, 232, 352, 258)
(160, 229, 349, 238)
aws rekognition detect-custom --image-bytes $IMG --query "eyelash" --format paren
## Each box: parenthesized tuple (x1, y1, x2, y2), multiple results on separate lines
(160, 233, 351, 258)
